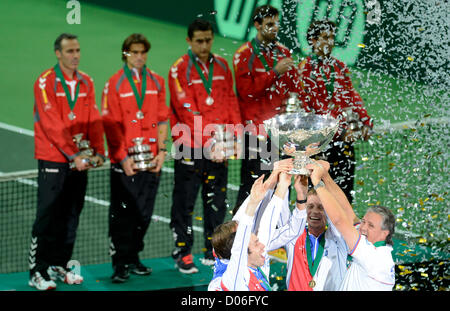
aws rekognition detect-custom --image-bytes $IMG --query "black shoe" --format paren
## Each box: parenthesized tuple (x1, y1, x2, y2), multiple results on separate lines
(175, 254, 199, 274)
(129, 261, 152, 276)
(111, 265, 130, 283)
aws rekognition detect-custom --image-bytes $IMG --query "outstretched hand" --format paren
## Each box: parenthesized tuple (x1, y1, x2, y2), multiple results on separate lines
(306, 160, 328, 185)
(264, 158, 294, 189)
(249, 174, 268, 205)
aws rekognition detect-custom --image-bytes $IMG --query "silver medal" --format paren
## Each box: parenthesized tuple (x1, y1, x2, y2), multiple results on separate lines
(136, 110, 144, 119)
(68, 111, 76, 120)
(205, 96, 214, 106)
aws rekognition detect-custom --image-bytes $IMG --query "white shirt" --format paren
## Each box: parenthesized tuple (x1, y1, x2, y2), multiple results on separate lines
(339, 235, 395, 291)
(269, 210, 348, 291)
(208, 191, 285, 291)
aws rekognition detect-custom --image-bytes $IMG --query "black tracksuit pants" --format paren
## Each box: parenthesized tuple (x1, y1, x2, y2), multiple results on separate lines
(29, 160, 87, 276)
(170, 147, 228, 258)
(108, 163, 160, 267)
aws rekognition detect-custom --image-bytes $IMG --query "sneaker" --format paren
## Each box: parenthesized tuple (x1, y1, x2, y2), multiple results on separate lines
(29, 271, 57, 291)
(268, 248, 288, 263)
(129, 261, 152, 276)
(48, 266, 83, 285)
(175, 254, 199, 274)
(111, 265, 130, 283)
(200, 251, 215, 266)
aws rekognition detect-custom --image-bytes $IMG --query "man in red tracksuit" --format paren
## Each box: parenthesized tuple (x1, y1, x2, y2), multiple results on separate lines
(30, 33, 105, 290)
(298, 20, 373, 203)
(233, 5, 300, 210)
(101, 33, 170, 283)
(169, 19, 242, 273)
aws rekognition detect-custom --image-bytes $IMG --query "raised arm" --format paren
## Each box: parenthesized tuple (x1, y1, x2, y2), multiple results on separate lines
(221, 175, 268, 290)
(267, 175, 308, 251)
(316, 160, 360, 225)
(307, 161, 359, 251)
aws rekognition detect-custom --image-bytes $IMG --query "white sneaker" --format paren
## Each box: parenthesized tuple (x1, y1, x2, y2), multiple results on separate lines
(28, 272, 57, 291)
(200, 257, 215, 266)
(48, 266, 84, 285)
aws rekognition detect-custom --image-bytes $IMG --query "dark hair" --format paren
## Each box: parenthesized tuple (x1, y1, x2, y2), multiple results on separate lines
(307, 20, 336, 44)
(54, 33, 78, 51)
(121, 33, 151, 61)
(253, 5, 279, 24)
(211, 221, 237, 259)
(187, 19, 213, 39)
(367, 205, 396, 245)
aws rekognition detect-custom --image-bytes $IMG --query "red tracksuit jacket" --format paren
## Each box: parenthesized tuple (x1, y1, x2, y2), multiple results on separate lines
(101, 66, 170, 163)
(233, 39, 300, 136)
(298, 56, 373, 138)
(168, 52, 242, 149)
(33, 67, 105, 162)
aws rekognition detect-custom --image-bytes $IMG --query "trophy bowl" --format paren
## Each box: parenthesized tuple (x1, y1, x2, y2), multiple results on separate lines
(263, 112, 339, 175)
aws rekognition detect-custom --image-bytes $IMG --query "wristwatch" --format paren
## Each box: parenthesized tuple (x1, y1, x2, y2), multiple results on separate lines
(313, 180, 325, 191)
(296, 198, 307, 204)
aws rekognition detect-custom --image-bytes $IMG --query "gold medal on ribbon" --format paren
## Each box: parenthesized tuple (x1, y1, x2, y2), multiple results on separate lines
(68, 111, 76, 121)
(308, 280, 316, 288)
(136, 110, 144, 119)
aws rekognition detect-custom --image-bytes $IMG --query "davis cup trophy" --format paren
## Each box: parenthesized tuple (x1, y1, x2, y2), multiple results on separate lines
(128, 137, 155, 170)
(263, 110, 339, 175)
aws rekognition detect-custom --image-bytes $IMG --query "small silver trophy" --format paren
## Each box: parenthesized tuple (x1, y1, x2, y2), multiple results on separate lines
(342, 107, 363, 140)
(211, 124, 236, 160)
(263, 112, 339, 175)
(70, 133, 95, 169)
(285, 92, 304, 114)
(128, 137, 155, 171)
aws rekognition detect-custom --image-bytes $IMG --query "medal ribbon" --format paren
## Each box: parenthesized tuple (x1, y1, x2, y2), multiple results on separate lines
(250, 38, 278, 72)
(256, 267, 272, 291)
(306, 229, 326, 278)
(54, 63, 80, 111)
(188, 49, 214, 95)
(123, 64, 147, 110)
(311, 55, 335, 99)
(373, 241, 386, 247)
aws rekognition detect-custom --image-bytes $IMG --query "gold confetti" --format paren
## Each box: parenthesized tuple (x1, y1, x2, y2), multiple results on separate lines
(357, 43, 366, 48)
(195, 216, 203, 221)
(407, 56, 414, 61)
(400, 269, 412, 275)
(418, 237, 427, 243)
(361, 157, 369, 161)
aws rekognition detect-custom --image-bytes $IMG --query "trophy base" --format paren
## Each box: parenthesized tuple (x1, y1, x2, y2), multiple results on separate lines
(290, 154, 314, 175)
(134, 161, 156, 171)
(287, 167, 311, 176)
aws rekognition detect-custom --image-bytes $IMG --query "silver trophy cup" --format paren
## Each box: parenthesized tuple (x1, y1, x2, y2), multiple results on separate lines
(263, 112, 339, 175)
(128, 137, 155, 171)
(70, 133, 95, 169)
(211, 124, 235, 160)
(342, 107, 363, 140)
